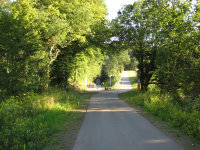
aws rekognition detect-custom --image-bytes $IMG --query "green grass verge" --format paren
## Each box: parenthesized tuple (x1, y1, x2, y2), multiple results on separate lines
(120, 89, 144, 106)
(119, 73, 200, 141)
(0, 88, 89, 150)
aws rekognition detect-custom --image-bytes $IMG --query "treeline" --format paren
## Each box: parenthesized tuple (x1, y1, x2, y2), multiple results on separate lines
(114, 0, 200, 104)
(0, 0, 109, 97)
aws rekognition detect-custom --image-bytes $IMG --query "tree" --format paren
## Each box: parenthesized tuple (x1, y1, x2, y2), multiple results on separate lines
(0, 0, 44, 95)
(152, 0, 195, 99)
(33, 0, 105, 87)
(0, 0, 108, 95)
(50, 1, 108, 88)
(113, 0, 200, 108)
(113, 1, 159, 91)
(104, 50, 130, 80)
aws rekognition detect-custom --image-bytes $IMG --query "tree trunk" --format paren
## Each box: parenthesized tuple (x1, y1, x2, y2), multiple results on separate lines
(139, 43, 145, 91)
(46, 45, 60, 89)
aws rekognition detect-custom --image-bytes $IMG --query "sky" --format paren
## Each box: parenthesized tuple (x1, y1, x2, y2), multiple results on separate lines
(105, 0, 138, 20)
(104, 0, 198, 20)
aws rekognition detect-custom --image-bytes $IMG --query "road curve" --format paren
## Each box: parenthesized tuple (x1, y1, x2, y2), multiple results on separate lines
(73, 72, 183, 150)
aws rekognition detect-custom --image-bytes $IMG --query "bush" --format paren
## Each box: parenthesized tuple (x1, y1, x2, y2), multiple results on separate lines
(120, 76, 200, 140)
(144, 93, 200, 140)
(182, 110, 200, 139)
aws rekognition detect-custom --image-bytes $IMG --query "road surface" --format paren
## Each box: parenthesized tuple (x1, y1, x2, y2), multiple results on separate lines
(73, 72, 183, 150)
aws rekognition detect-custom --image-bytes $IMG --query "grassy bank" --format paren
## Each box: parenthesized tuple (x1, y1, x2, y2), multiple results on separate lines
(120, 71, 200, 142)
(0, 88, 89, 150)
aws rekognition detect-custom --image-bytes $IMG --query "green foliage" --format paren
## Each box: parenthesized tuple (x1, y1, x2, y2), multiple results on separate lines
(104, 77, 118, 88)
(125, 57, 138, 70)
(51, 41, 106, 88)
(120, 89, 145, 106)
(113, 0, 200, 96)
(102, 50, 130, 85)
(0, 0, 107, 96)
(0, 3, 107, 149)
(71, 47, 105, 88)
(0, 88, 85, 150)
(120, 75, 200, 140)
(144, 97, 200, 140)
(113, 1, 159, 91)
(113, 2, 200, 133)
(0, 0, 45, 95)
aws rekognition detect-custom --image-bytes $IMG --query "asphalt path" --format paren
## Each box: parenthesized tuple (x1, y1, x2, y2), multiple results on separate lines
(73, 72, 183, 150)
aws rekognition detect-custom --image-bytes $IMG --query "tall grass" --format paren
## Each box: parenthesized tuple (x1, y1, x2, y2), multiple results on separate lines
(0, 88, 87, 150)
(120, 73, 200, 141)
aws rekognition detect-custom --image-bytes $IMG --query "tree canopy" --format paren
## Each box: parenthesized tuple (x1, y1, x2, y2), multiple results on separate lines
(114, 0, 199, 92)
(0, 0, 109, 95)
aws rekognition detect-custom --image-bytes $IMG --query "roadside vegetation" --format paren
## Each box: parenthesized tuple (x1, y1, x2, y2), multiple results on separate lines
(0, 1, 106, 149)
(120, 71, 200, 142)
(0, 88, 89, 150)
(0, 1, 127, 149)
(115, 0, 200, 145)
(1, 0, 200, 149)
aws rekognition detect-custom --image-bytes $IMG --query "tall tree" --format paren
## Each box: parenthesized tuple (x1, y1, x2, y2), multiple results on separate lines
(0, 0, 44, 94)
(34, 0, 106, 87)
(153, 0, 195, 99)
(0, 0, 108, 95)
(50, 0, 108, 88)
(113, 1, 159, 91)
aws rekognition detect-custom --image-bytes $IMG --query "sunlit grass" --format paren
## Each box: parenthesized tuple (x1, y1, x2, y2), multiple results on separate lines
(120, 71, 200, 141)
(0, 88, 89, 150)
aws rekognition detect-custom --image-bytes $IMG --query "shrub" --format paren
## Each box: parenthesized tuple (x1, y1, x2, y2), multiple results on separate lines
(182, 110, 200, 139)
(144, 93, 200, 140)
(121, 76, 200, 141)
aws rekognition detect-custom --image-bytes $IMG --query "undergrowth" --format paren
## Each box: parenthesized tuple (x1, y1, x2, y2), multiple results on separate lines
(0, 88, 87, 150)
(120, 72, 200, 141)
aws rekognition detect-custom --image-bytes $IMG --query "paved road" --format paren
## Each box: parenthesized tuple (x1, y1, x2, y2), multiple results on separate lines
(73, 72, 183, 150)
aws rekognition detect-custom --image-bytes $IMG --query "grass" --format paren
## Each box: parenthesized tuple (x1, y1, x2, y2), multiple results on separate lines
(120, 89, 144, 106)
(119, 71, 200, 149)
(0, 88, 90, 150)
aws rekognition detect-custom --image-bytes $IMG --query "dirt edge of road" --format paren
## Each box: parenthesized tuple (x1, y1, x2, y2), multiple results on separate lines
(120, 96, 200, 150)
